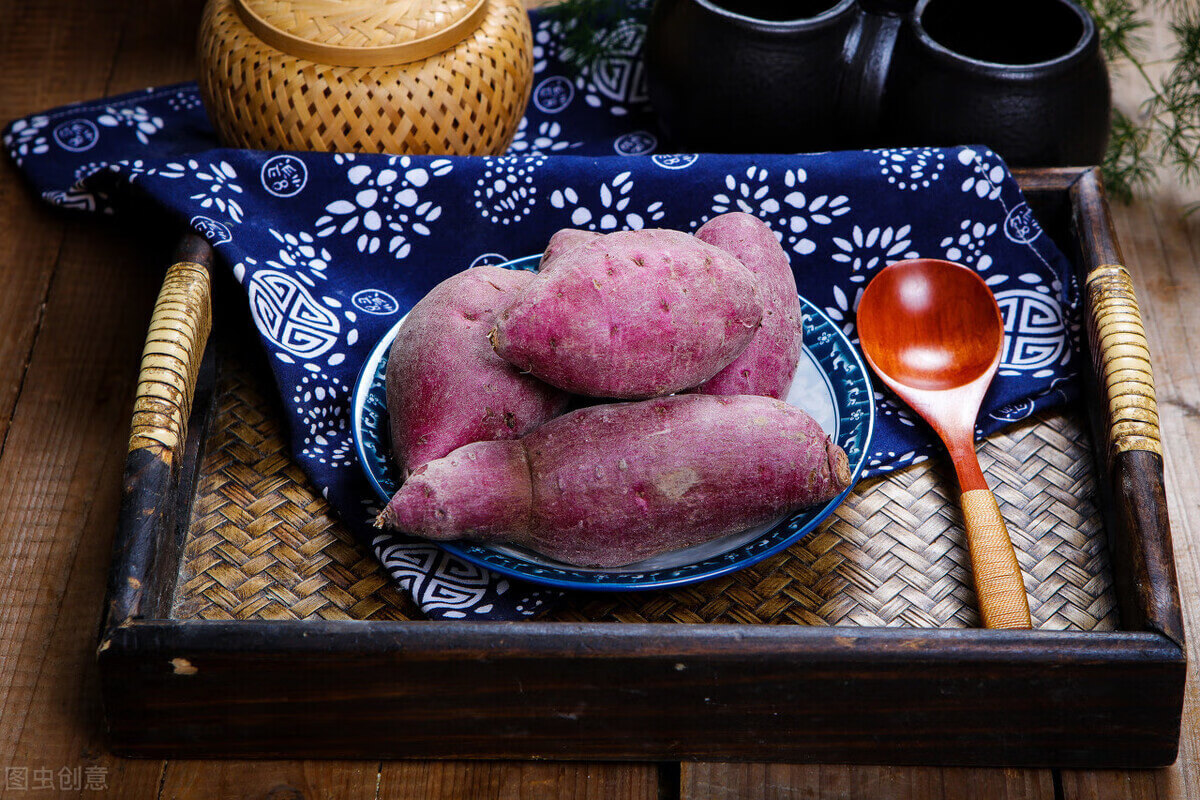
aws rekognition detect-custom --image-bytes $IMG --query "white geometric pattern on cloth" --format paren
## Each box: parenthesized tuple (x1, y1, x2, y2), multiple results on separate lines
(167, 89, 204, 112)
(531, 17, 563, 75)
(42, 188, 105, 213)
(821, 283, 864, 339)
(53, 119, 100, 153)
(248, 270, 341, 360)
(613, 130, 657, 155)
(351, 289, 399, 315)
(372, 537, 535, 618)
(578, 20, 647, 115)
(267, 229, 331, 282)
(996, 289, 1069, 377)
(652, 153, 698, 170)
(532, 75, 575, 114)
(694, 167, 853, 258)
(243, 230, 359, 369)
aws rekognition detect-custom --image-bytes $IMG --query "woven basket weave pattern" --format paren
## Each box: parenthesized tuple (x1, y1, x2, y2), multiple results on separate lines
(173, 355, 1117, 630)
(198, 0, 533, 154)
(243, 0, 483, 48)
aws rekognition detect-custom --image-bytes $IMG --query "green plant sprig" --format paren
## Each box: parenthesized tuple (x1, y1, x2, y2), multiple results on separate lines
(1082, 0, 1200, 203)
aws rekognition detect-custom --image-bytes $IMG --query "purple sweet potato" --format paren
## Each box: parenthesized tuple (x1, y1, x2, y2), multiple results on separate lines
(376, 394, 851, 568)
(491, 229, 764, 399)
(386, 266, 569, 477)
(694, 212, 803, 399)
(538, 228, 600, 272)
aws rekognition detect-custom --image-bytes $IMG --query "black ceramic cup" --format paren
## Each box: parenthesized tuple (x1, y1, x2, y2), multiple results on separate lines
(644, 0, 861, 154)
(880, 0, 1111, 166)
(644, 0, 1111, 166)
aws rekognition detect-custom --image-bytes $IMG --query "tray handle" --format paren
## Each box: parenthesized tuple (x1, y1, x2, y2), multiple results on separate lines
(1084, 264, 1161, 463)
(105, 234, 214, 632)
(128, 238, 214, 460)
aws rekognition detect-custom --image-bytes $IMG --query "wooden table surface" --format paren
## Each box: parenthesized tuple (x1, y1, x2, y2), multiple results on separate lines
(1, 1, 1197, 798)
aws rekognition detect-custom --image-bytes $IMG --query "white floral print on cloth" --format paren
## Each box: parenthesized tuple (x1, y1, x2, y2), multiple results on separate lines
(3, 0, 1082, 620)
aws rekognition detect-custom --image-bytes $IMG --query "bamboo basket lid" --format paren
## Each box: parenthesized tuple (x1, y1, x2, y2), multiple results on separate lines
(233, 0, 490, 66)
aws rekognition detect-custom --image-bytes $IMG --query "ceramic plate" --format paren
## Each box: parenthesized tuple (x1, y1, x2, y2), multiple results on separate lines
(353, 255, 875, 591)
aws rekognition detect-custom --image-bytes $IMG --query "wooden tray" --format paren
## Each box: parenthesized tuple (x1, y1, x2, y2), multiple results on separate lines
(98, 167, 1185, 766)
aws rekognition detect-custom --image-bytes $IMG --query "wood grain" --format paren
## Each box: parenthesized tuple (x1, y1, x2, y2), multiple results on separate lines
(0, 0, 126, 456)
(682, 764, 1055, 800)
(0, 0, 169, 796)
(1057, 196, 1200, 799)
(158, 761, 380, 800)
(0, 219, 169, 791)
(377, 762, 659, 800)
(0, 2, 1194, 800)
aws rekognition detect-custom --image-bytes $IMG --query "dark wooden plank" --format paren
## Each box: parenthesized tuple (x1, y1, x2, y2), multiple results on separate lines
(1127, 198, 1200, 800)
(1059, 192, 1200, 799)
(0, 0, 132, 451)
(681, 764, 1055, 800)
(158, 761, 380, 800)
(0, 0, 177, 792)
(0, 217, 171, 792)
(98, 621, 1183, 766)
(377, 762, 659, 800)
(1060, 770, 1172, 800)
(0, 0, 212, 794)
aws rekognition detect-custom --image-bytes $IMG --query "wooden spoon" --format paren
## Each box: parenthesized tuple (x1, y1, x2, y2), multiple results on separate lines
(857, 259, 1032, 629)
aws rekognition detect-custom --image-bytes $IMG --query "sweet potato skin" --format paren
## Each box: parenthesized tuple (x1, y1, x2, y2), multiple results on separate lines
(491, 229, 764, 399)
(694, 212, 804, 399)
(378, 394, 852, 567)
(386, 266, 569, 477)
(538, 228, 599, 272)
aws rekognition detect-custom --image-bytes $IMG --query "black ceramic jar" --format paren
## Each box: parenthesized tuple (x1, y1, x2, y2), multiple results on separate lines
(644, 0, 861, 154)
(879, 0, 1110, 166)
(644, 0, 1111, 166)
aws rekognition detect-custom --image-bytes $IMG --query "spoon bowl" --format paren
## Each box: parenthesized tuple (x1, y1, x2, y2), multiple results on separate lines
(861, 258, 1003, 391)
(858, 259, 1031, 629)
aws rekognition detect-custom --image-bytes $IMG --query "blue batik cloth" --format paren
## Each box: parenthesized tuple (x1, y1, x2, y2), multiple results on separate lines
(5, 1, 1080, 620)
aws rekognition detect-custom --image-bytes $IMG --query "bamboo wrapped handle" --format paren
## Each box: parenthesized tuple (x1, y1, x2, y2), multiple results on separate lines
(961, 489, 1033, 629)
(128, 236, 214, 464)
(1085, 264, 1161, 462)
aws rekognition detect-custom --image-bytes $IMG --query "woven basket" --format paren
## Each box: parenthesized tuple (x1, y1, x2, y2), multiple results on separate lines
(197, 0, 534, 154)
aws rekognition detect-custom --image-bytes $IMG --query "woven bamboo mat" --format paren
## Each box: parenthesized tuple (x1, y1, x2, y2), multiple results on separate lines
(171, 356, 1118, 630)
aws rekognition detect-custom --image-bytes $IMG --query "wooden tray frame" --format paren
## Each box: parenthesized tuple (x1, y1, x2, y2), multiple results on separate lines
(98, 168, 1185, 767)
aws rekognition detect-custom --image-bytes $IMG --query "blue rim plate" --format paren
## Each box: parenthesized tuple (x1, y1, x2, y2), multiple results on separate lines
(352, 255, 875, 591)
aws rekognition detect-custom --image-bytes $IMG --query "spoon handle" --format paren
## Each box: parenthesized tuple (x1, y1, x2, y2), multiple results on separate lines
(961, 489, 1033, 629)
